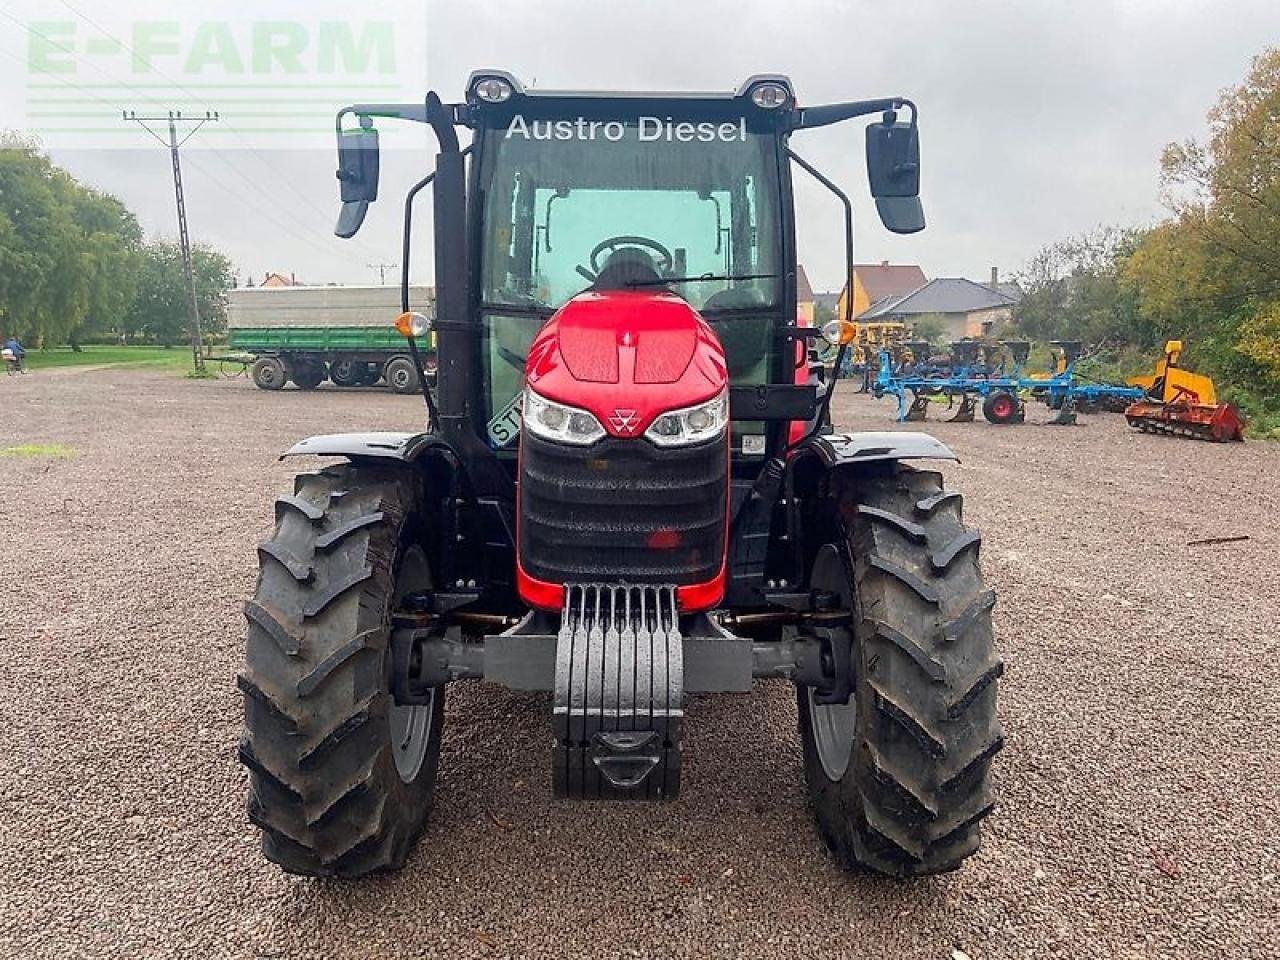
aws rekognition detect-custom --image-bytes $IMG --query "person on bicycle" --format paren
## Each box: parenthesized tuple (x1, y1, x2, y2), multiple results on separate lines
(3, 335, 27, 373)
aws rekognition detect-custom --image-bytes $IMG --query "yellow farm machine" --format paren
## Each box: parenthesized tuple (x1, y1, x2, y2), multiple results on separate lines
(1124, 340, 1246, 442)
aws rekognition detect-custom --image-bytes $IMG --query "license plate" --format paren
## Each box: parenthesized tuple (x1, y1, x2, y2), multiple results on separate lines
(487, 391, 523, 448)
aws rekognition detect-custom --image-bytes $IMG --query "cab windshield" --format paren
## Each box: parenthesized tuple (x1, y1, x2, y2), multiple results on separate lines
(479, 115, 783, 313)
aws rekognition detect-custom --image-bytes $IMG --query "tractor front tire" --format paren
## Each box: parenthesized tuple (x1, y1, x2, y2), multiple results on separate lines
(798, 465, 1003, 876)
(238, 464, 443, 876)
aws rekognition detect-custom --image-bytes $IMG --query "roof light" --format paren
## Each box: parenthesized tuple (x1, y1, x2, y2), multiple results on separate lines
(473, 76, 514, 103)
(750, 82, 790, 109)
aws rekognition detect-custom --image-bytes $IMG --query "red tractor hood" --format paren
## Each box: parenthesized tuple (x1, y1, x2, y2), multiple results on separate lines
(525, 290, 727, 438)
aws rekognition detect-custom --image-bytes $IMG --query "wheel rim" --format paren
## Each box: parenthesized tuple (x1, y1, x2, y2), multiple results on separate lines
(993, 395, 1013, 418)
(389, 544, 434, 783)
(809, 686, 857, 781)
(391, 366, 411, 389)
(808, 544, 857, 782)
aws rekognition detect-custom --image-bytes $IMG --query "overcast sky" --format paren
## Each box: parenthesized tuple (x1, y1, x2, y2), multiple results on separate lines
(2, 0, 1279, 293)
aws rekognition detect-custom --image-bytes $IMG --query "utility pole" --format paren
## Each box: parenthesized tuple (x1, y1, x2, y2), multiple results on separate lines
(367, 262, 399, 285)
(124, 110, 219, 373)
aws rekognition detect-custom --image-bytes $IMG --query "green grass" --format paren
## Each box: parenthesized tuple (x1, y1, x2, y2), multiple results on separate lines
(21, 345, 202, 372)
(0, 443, 76, 459)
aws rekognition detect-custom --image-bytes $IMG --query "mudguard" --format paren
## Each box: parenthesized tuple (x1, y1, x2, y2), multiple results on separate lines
(279, 432, 433, 462)
(799, 431, 957, 466)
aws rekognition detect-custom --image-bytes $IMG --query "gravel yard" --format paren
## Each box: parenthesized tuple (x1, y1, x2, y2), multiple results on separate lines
(0, 366, 1276, 959)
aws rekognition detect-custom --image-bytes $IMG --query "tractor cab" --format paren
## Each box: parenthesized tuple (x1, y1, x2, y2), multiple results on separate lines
(473, 90, 786, 458)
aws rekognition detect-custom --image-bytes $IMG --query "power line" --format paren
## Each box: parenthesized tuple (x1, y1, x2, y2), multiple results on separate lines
(9, 6, 387, 272)
(124, 110, 219, 373)
(48, 0, 384, 253)
(367, 262, 399, 284)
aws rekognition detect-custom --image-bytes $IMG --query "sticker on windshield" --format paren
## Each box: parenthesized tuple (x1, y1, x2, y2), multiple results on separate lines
(488, 391, 524, 448)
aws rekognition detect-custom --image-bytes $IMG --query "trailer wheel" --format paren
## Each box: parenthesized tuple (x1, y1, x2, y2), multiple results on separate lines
(982, 390, 1020, 424)
(251, 357, 287, 391)
(386, 356, 421, 395)
(238, 464, 443, 876)
(798, 465, 1002, 876)
(329, 359, 361, 387)
(292, 362, 326, 390)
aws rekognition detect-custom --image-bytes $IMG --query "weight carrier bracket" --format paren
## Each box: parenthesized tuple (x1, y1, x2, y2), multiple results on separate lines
(552, 583, 684, 800)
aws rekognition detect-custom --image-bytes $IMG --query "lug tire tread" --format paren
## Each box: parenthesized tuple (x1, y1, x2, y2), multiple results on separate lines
(239, 464, 443, 876)
(799, 465, 1002, 876)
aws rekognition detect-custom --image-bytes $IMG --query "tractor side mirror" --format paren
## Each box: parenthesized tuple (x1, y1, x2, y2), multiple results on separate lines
(334, 125, 380, 238)
(866, 114, 924, 234)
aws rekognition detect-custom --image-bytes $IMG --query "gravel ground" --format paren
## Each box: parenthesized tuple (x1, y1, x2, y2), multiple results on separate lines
(0, 367, 1277, 960)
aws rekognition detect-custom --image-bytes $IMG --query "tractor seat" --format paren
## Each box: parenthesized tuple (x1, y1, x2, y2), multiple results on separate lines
(593, 248, 663, 291)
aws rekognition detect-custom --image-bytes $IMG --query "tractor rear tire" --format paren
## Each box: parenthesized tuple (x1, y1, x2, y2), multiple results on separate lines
(982, 390, 1020, 425)
(386, 356, 421, 395)
(238, 464, 444, 876)
(252, 357, 287, 391)
(798, 465, 1003, 876)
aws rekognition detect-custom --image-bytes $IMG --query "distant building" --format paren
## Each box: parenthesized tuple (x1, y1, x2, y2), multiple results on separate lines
(796, 264, 816, 325)
(860, 270, 1021, 341)
(837, 261, 928, 320)
(258, 272, 301, 288)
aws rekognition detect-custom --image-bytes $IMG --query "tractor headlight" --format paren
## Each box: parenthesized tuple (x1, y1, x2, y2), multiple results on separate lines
(645, 391, 729, 447)
(522, 387, 606, 446)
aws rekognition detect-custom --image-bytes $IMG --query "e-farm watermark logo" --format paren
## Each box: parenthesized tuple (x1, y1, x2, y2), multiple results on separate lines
(10, 4, 426, 148)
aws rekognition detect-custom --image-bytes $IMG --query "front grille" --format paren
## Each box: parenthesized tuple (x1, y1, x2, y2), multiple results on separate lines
(519, 431, 728, 585)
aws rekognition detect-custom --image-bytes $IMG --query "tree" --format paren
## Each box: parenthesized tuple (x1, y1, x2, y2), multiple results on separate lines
(1129, 46, 1280, 389)
(1160, 48, 1280, 294)
(127, 241, 235, 346)
(813, 298, 836, 326)
(911, 313, 948, 344)
(0, 136, 144, 348)
(1012, 226, 1144, 345)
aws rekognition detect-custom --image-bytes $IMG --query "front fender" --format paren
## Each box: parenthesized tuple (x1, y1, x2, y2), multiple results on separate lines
(279, 432, 433, 462)
(799, 431, 957, 467)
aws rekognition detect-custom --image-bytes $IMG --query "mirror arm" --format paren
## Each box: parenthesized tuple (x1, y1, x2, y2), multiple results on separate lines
(398, 144, 473, 425)
(785, 147, 855, 451)
(794, 97, 915, 130)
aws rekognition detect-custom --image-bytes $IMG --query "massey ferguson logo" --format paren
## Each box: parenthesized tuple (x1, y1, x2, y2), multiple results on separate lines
(609, 409, 639, 434)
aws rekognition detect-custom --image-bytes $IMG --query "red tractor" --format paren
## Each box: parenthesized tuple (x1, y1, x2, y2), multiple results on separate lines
(239, 72, 1001, 878)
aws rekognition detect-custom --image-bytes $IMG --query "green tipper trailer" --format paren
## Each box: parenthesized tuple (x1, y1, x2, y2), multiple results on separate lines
(227, 284, 436, 393)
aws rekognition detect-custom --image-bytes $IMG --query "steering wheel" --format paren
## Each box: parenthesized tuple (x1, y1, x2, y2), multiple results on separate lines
(588, 235, 674, 275)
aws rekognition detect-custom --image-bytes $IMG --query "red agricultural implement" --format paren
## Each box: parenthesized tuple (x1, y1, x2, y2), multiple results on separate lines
(1125, 341, 1246, 442)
